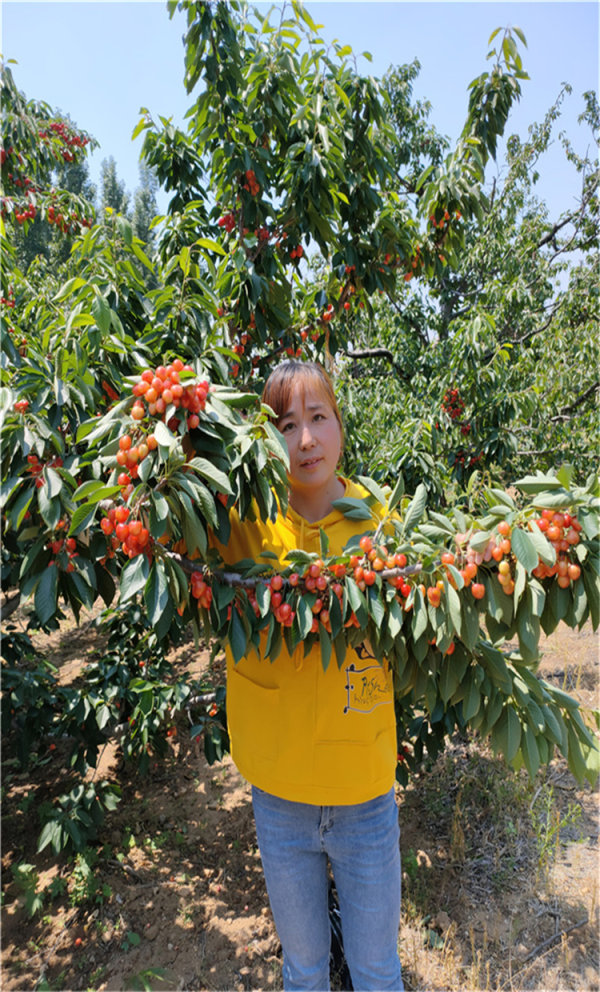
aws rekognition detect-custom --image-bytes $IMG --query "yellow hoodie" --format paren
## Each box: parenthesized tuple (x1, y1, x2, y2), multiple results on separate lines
(211, 479, 397, 806)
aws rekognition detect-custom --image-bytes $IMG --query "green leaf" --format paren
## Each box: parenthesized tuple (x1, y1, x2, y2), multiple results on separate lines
(149, 491, 170, 536)
(187, 457, 233, 494)
(357, 475, 387, 507)
(516, 602, 540, 661)
(387, 474, 404, 513)
(74, 481, 120, 503)
(367, 585, 385, 626)
(402, 484, 427, 535)
(331, 497, 372, 520)
(541, 704, 567, 750)
(461, 597, 480, 651)
(566, 725, 588, 785)
(34, 563, 58, 625)
(178, 490, 208, 557)
(521, 723, 540, 779)
(195, 237, 227, 256)
(387, 597, 403, 639)
(427, 511, 455, 534)
(527, 580, 546, 619)
(462, 674, 481, 722)
(527, 526, 556, 566)
(153, 419, 178, 449)
(296, 595, 314, 639)
(512, 25, 528, 47)
(120, 555, 150, 603)
(411, 588, 428, 641)
(52, 276, 88, 303)
(92, 294, 111, 333)
(511, 527, 538, 574)
(582, 566, 600, 629)
(144, 561, 170, 629)
(229, 608, 248, 665)
(345, 576, 367, 625)
(491, 706, 521, 763)
(469, 530, 492, 552)
(68, 502, 97, 536)
(446, 582, 463, 636)
(439, 657, 461, 703)
(479, 643, 512, 693)
(320, 627, 332, 672)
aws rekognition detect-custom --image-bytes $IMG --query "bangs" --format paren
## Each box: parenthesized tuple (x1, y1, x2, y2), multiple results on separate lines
(262, 361, 343, 435)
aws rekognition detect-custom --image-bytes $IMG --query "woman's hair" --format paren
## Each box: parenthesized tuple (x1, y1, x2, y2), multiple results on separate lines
(261, 360, 344, 445)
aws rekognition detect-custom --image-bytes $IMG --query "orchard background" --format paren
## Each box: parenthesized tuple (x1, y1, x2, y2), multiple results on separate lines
(1, 1, 599, 989)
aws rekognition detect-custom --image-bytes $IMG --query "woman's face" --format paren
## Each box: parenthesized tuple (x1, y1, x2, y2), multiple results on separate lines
(277, 385, 343, 499)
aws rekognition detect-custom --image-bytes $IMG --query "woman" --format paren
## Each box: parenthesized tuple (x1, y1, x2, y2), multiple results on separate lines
(211, 360, 403, 991)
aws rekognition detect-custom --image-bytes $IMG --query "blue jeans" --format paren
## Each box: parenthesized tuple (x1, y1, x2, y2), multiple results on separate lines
(252, 786, 403, 991)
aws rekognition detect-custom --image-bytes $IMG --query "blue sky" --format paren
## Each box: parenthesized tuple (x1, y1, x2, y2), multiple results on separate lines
(3, 1, 598, 219)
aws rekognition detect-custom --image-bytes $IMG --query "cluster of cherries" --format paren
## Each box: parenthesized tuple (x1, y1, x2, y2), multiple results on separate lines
(190, 571, 213, 611)
(100, 504, 152, 560)
(113, 432, 158, 491)
(429, 209, 461, 230)
(47, 203, 93, 235)
(217, 211, 236, 233)
(38, 120, 90, 160)
(403, 245, 423, 282)
(450, 513, 583, 600)
(12, 200, 37, 225)
(531, 510, 582, 586)
(245, 536, 413, 635)
(441, 388, 465, 421)
(454, 449, 481, 468)
(47, 534, 78, 571)
(241, 168, 260, 195)
(25, 452, 63, 488)
(130, 359, 210, 430)
(440, 389, 477, 464)
(1, 151, 38, 223)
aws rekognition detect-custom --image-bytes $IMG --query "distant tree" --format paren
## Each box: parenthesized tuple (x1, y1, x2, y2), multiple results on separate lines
(100, 155, 130, 217)
(132, 161, 159, 246)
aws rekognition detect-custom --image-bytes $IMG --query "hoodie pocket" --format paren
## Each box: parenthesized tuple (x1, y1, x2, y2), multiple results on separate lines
(227, 666, 281, 762)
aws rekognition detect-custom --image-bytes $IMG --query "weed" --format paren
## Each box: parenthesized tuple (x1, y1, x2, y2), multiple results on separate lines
(18, 791, 36, 814)
(401, 848, 432, 918)
(530, 782, 583, 876)
(120, 930, 142, 952)
(12, 862, 45, 917)
(87, 965, 107, 988)
(69, 848, 112, 907)
(144, 831, 169, 853)
(128, 968, 172, 990)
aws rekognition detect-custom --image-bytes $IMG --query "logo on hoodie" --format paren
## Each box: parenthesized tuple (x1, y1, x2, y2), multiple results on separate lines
(343, 660, 393, 715)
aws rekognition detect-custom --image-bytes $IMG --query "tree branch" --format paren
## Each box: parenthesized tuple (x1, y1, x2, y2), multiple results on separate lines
(165, 549, 422, 586)
(536, 171, 598, 250)
(345, 347, 395, 363)
(536, 211, 580, 249)
(551, 380, 599, 420)
(342, 347, 413, 383)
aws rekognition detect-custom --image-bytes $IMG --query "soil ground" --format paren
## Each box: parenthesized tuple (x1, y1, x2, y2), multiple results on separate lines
(1, 616, 598, 992)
